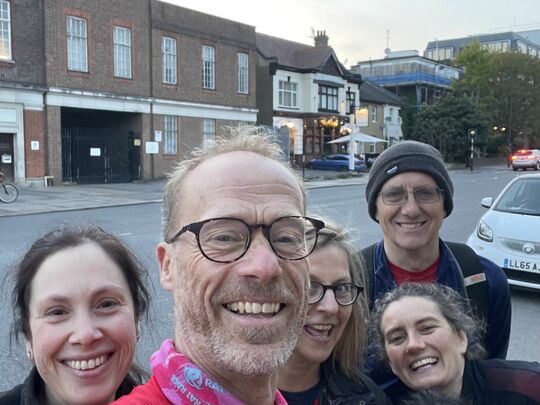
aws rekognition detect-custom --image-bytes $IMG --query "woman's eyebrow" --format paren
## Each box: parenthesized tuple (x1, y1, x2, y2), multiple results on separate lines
(384, 316, 440, 337)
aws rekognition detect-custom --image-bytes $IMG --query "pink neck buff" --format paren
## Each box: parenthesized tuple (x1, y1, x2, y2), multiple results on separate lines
(151, 340, 288, 405)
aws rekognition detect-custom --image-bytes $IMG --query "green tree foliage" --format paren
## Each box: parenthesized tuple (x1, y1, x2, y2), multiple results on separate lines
(398, 95, 417, 139)
(453, 40, 494, 110)
(412, 93, 489, 162)
(452, 42, 540, 148)
(488, 52, 540, 148)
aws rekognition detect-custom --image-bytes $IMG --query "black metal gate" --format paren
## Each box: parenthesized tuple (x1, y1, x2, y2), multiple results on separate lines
(62, 127, 138, 184)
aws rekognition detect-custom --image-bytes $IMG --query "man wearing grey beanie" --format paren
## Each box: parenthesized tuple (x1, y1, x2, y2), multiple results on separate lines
(361, 140, 511, 401)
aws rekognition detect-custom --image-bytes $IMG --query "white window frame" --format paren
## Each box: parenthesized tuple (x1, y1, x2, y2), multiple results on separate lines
(202, 45, 215, 89)
(371, 105, 377, 123)
(113, 26, 132, 79)
(0, 0, 11, 61)
(66, 16, 88, 72)
(163, 115, 178, 155)
(162, 36, 177, 84)
(203, 119, 216, 145)
(278, 80, 298, 108)
(237, 52, 249, 94)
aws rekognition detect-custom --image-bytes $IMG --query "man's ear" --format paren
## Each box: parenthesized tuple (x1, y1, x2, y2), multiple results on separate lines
(157, 242, 175, 291)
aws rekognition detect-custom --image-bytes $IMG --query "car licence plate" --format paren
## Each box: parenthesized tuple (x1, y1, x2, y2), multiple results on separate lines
(504, 258, 540, 272)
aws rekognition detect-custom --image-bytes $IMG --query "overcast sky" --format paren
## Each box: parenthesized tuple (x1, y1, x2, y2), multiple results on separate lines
(162, 0, 540, 66)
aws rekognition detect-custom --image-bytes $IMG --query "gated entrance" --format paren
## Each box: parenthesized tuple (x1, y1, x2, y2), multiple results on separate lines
(62, 127, 140, 184)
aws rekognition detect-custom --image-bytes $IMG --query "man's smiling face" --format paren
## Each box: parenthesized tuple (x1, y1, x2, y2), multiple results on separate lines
(376, 171, 445, 256)
(157, 151, 309, 381)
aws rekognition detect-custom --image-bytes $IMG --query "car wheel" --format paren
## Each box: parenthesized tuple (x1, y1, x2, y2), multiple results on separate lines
(512, 166, 517, 171)
(339, 166, 348, 172)
(536, 161, 540, 171)
(306, 163, 314, 169)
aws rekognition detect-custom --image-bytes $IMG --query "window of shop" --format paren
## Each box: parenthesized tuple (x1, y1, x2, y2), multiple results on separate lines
(162, 36, 177, 84)
(318, 85, 338, 112)
(203, 119, 215, 145)
(0, 1, 11, 61)
(67, 16, 88, 72)
(202, 45, 215, 89)
(113, 26, 131, 78)
(237, 53, 249, 94)
(163, 116, 178, 154)
(371, 105, 377, 122)
(278, 80, 298, 108)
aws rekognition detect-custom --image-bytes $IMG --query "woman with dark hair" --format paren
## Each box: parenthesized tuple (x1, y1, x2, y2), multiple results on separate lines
(0, 225, 151, 405)
(278, 219, 391, 404)
(372, 282, 540, 404)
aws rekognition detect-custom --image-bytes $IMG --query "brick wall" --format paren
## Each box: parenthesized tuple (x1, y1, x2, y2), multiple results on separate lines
(45, 106, 62, 181)
(23, 110, 45, 178)
(0, 0, 45, 85)
(150, 0, 256, 109)
(44, 0, 151, 96)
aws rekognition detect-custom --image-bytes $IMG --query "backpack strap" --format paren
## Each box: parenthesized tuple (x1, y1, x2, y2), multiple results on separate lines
(445, 241, 489, 321)
(359, 242, 489, 319)
(359, 244, 376, 311)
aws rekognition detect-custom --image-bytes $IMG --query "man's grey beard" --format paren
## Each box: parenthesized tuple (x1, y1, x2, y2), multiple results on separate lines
(174, 278, 308, 377)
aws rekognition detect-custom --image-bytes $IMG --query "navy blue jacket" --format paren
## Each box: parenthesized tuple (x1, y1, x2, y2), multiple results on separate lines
(462, 358, 540, 404)
(366, 239, 512, 389)
(389, 359, 540, 404)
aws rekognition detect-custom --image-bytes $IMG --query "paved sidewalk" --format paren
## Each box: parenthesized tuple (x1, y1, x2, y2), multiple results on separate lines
(0, 170, 368, 218)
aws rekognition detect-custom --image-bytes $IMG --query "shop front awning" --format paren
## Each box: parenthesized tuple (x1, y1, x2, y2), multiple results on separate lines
(327, 132, 388, 144)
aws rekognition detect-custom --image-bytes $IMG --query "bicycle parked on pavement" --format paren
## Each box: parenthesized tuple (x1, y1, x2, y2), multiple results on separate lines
(0, 170, 18, 203)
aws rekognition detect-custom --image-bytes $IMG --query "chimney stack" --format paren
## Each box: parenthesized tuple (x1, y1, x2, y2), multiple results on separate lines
(314, 30, 329, 47)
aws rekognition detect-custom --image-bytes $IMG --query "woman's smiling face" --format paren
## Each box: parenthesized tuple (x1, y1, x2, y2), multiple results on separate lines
(27, 243, 137, 405)
(381, 296, 468, 397)
(292, 244, 353, 367)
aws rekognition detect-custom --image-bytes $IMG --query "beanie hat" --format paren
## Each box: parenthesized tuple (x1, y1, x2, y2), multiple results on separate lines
(365, 140, 454, 221)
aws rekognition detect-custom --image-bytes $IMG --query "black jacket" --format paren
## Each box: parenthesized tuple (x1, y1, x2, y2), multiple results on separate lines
(0, 368, 44, 405)
(0, 367, 138, 405)
(282, 360, 392, 405)
(461, 358, 540, 404)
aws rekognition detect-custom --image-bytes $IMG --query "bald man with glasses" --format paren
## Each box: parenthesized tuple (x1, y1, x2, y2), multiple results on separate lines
(114, 127, 324, 405)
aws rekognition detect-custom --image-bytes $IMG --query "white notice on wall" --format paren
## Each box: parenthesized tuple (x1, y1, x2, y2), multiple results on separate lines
(90, 148, 101, 157)
(145, 141, 159, 154)
(154, 130, 162, 142)
(31, 141, 40, 150)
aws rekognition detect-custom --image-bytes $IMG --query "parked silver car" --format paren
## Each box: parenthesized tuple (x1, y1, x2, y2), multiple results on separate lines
(511, 149, 540, 171)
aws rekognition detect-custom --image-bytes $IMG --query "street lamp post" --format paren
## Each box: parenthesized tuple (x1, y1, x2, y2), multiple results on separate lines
(468, 128, 477, 172)
(493, 126, 509, 167)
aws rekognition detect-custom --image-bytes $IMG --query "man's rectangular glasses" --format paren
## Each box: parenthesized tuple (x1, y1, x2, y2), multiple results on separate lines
(166, 216, 325, 263)
(379, 186, 444, 205)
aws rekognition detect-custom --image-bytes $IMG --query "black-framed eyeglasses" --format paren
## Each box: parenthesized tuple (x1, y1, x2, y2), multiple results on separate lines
(308, 281, 363, 306)
(378, 186, 444, 205)
(166, 216, 325, 263)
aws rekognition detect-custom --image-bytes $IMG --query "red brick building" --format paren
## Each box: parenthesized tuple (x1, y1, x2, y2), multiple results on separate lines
(0, 0, 256, 184)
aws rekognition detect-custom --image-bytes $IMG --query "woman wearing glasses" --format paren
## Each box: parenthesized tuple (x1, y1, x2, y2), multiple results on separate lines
(277, 219, 391, 405)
